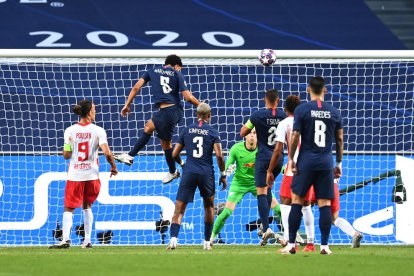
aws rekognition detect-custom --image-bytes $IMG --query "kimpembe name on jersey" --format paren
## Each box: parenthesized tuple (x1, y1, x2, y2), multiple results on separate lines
(311, 110, 331, 119)
(189, 128, 209, 135)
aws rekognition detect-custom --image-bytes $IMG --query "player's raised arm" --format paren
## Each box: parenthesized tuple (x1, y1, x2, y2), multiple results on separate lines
(240, 119, 254, 138)
(334, 128, 344, 179)
(182, 90, 200, 107)
(121, 78, 146, 117)
(214, 142, 227, 190)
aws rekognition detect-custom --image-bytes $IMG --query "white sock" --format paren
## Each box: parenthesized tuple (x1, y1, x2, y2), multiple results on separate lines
(302, 205, 315, 244)
(62, 211, 73, 241)
(83, 209, 93, 243)
(280, 204, 291, 241)
(334, 217, 356, 237)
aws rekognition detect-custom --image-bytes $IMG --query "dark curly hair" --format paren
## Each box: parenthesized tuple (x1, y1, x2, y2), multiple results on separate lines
(284, 95, 301, 114)
(73, 100, 92, 118)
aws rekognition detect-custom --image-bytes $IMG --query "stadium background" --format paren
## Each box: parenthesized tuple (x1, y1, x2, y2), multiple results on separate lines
(0, 0, 413, 245)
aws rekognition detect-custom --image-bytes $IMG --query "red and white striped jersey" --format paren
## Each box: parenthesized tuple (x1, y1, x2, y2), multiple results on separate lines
(64, 122, 108, 181)
(275, 116, 301, 176)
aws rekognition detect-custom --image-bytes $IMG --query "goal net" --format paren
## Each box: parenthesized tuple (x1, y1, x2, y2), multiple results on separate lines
(0, 50, 413, 245)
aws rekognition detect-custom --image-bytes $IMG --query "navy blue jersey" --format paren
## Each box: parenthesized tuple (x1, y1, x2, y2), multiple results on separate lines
(293, 100, 343, 170)
(140, 66, 188, 109)
(178, 121, 221, 175)
(249, 108, 286, 160)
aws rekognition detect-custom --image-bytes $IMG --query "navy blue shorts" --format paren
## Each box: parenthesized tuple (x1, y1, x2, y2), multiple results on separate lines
(176, 172, 215, 203)
(152, 105, 183, 141)
(255, 156, 283, 188)
(291, 169, 334, 199)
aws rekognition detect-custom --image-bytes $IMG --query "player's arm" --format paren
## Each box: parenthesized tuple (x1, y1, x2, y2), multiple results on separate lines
(172, 143, 184, 164)
(288, 131, 301, 174)
(182, 90, 200, 107)
(63, 129, 72, 160)
(121, 78, 146, 117)
(214, 142, 227, 190)
(334, 128, 343, 178)
(100, 143, 118, 177)
(240, 119, 254, 138)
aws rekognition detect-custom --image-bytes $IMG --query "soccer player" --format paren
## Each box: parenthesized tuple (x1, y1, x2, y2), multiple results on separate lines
(283, 76, 343, 255)
(166, 103, 226, 250)
(210, 129, 282, 243)
(114, 54, 201, 184)
(267, 95, 316, 252)
(240, 89, 286, 245)
(49, 100, 118, 249)
(310, 179, 363, 248)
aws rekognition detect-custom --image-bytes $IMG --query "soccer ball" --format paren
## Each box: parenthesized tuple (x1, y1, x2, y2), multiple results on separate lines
(259, 49, 276, 66)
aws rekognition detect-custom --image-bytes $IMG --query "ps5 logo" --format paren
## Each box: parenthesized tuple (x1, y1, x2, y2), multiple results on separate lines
(0, 172, 175, 231)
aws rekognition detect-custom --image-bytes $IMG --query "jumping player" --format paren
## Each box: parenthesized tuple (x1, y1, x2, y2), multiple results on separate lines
(115, 55, 200, 184)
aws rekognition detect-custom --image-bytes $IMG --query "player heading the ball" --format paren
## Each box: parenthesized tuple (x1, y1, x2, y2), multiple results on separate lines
(166, 103, 227, 251)
(49, 100, 118, 249)
(115, 55, 201, 184)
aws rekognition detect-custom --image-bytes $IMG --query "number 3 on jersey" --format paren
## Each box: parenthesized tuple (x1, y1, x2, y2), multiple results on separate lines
(314, 120, 327, 147)
(160, 76, 172, 94)
(193, 136, 203, 158)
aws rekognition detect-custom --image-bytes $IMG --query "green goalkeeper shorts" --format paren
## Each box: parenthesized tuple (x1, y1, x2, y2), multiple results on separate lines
(227, 184, 257, 204)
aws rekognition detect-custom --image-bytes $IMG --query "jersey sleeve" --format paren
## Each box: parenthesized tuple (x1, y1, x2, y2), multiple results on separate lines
(245, 112, 257, 129)
(64, 128, 71, 144)
(178, 128, 186, 146)
(225, 144, 236, 170)
(275, 120, 287, 143)
(177, 72, 189, 92)
(293, 107, 302, 132)
(140, 70, 151, 84)
(213, 131, 221, 144)
(336, 111, 343, 130)
(97, 127, 108, 146)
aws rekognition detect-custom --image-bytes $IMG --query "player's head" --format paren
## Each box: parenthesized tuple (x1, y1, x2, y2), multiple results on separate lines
(165, 54, 183, 71)
(73, 100, 96, 121)
(245, 128, 257, 147)
(307, 76, 327, 96)
(264, 89, 280, 107)
(196, 102, 211, 122)
(284, 95, 301, 115)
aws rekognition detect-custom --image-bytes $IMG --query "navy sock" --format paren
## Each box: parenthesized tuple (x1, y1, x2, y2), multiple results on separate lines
(128, 132, 151, 156)
(164, 148, 176, 173)
(319, 206, 332, 245)
(288, 204, 303, 243)
(257, 194, 270, 232)
(170, 223, 180, 238)
(204, 222, 213, 241)
(267, 188, 273, 208)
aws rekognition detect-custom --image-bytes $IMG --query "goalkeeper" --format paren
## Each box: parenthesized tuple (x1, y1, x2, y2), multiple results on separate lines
(211, 128, 281, 242)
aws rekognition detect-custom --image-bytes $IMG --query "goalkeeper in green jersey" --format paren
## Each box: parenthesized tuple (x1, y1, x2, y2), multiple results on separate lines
(211, 128, 281, 242)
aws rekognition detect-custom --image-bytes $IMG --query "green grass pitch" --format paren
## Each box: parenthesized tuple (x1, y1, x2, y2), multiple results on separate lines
(1, 245, 413, 276)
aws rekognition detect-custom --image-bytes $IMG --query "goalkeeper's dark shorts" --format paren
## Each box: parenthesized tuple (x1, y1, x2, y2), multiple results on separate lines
(152, 105, 183, 141)
(176, 172, 215, 203)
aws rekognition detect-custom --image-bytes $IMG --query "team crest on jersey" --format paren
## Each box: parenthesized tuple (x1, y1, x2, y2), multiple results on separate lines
(243, 162, 255, 168)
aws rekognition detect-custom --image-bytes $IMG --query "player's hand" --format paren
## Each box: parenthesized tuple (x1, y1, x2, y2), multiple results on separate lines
(219, 175, 227, 191)
(121, 105, 131, 117)
(334, 166, 342, 179)
(288, 159, 298, 175)
(110, 166, 118, 177)
(266, 171, 274, 188)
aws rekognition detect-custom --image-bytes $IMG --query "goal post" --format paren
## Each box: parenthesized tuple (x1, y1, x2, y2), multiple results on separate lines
(0, 49, 413, 245)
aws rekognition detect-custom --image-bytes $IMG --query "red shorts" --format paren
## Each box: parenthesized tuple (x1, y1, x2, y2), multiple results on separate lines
(64, 179, 101, 208)
(310, 182, 340, 213)
(280, 175, 313, 202)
